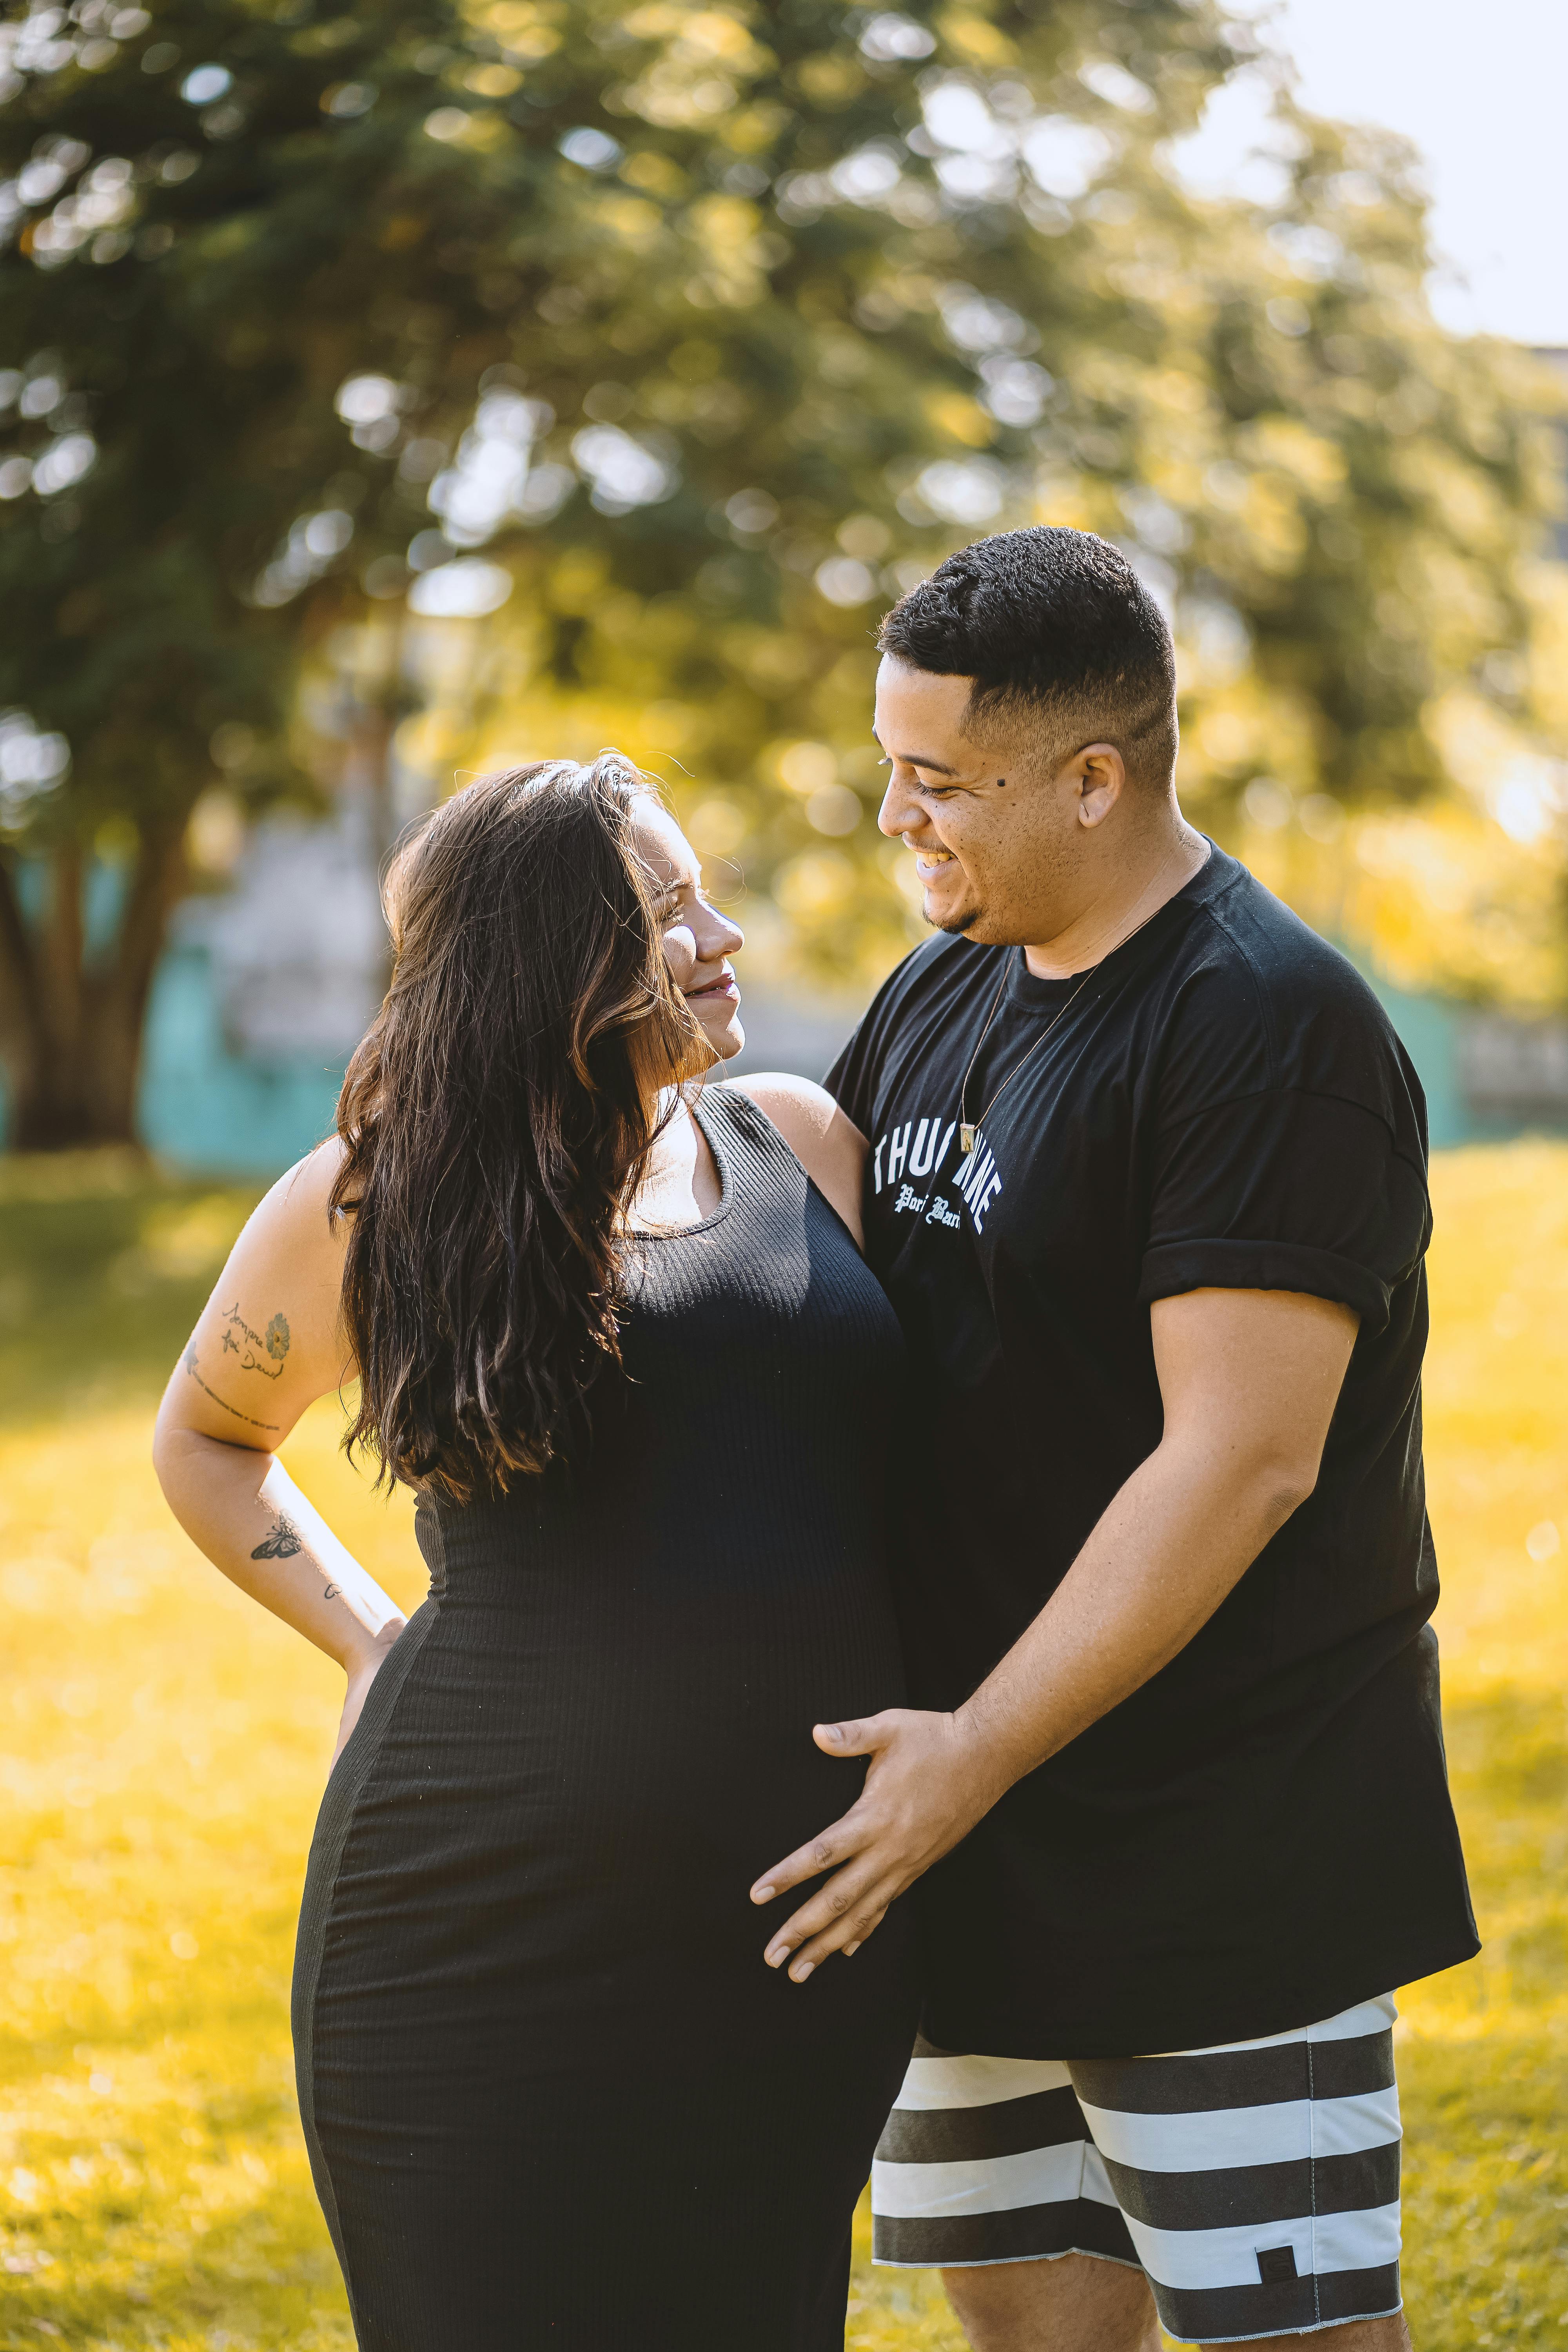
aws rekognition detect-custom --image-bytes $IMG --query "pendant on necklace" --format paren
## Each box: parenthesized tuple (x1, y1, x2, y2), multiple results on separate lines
(958, 1122, 976, 1157)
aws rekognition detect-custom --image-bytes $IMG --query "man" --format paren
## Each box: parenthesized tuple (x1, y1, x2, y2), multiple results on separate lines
(750, 527, 1476, 2350)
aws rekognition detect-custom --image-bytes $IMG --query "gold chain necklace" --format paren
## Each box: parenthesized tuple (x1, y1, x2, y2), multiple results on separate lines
(956, 858, 1189, 1158)
(956, 963, 1092, 1158)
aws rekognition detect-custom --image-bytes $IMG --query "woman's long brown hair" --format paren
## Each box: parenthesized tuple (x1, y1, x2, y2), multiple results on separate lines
(330, 755, 705, 1504)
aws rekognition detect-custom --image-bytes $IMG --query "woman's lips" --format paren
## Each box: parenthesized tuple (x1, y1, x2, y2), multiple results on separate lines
(686, 972, 739, 1002)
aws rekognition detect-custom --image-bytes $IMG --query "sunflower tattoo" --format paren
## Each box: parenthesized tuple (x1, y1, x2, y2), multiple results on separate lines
(219, 1303, 291, 1381)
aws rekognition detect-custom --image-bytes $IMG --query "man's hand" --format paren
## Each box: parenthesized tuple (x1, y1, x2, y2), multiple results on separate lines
(750, 1708, 1007, 1982)
(750, 1289, 1360, 1984)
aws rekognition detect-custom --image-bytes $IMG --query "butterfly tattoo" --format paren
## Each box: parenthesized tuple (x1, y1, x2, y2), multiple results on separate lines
(250, 1514, 304, 1561)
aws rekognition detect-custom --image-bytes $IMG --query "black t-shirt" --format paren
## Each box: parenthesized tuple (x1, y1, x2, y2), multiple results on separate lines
(827, 844, 1477, 2058)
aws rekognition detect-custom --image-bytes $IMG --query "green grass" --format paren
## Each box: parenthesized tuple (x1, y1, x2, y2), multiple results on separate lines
(0, 1146, 1565, 2349)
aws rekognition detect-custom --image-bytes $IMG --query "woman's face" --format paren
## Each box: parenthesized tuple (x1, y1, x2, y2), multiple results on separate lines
(631, 798, 746, 1064)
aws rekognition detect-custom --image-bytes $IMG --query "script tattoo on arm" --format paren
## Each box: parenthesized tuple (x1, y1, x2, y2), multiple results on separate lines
(219, 1303, 291, 1381)
(183, 1345, 280, 1432)
(251, 1512, 304, 1561)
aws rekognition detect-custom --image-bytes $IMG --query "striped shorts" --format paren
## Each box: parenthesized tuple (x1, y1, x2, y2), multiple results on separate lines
(871, 1993, 1402, 2345)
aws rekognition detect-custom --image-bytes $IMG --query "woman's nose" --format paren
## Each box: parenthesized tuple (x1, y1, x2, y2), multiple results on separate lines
(700, 908, 744, 960)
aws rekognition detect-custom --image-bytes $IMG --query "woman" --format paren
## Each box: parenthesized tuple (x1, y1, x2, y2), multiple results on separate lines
(153, 757, 918, 2350)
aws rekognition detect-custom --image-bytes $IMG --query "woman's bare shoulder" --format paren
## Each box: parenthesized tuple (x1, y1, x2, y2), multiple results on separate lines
(719, 1074, 867, 1245)
(267, 1137, 351, 1234)
(722, 1071, 845, 1140)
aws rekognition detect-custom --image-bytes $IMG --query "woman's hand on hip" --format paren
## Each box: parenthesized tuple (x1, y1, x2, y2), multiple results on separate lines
(748, 1708, 1004, 1981)
(332, 1618, 407, 1768)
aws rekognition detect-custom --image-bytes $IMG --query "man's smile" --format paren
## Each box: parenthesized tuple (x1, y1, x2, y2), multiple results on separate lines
(911, 844, 956, 880)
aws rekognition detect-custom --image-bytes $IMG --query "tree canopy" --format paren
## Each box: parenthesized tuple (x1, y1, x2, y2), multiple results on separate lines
(0, 0, 1559, 1137)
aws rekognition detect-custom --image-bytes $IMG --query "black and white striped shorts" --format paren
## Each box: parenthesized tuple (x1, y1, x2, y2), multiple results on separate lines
(871, 1993, 1402, 2345)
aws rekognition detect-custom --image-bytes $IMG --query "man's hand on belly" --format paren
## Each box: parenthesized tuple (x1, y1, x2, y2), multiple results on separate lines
(749, 1710, 1009, 1981)
(750, 1287, 1360, 1981)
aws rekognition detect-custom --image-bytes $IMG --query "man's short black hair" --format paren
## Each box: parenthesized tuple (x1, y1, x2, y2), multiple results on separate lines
(878, 526, 1178, 788)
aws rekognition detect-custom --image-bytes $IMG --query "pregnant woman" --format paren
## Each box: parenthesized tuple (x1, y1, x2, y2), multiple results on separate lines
(153, 756, 918, 2350)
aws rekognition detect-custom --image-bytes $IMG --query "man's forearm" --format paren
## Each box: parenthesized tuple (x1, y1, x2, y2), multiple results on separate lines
(748, 1441, 1307, 1982)
(955, 1434, 1310, 1798)
(750, 1286, 1354, 1981)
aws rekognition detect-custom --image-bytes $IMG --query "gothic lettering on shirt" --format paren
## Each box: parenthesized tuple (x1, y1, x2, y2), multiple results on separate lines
(873, 1116, 1003, 1233)
(872, 1116, 957, 1194)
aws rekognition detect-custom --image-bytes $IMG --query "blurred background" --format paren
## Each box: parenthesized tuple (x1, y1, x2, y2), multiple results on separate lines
(1, 1, 1565, 2346)
(3, 0, 1568, 1154)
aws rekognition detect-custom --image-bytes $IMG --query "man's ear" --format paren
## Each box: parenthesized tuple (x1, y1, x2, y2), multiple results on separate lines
(1072, 743, 1126, 829)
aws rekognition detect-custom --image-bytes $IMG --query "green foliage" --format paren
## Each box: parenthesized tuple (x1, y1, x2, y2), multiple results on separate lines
(0, 0, 1558, 1053)
(0, 0, 1226, 824)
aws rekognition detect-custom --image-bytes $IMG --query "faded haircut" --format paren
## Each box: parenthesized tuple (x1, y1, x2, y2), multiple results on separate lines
(878, 525, 1178, 788)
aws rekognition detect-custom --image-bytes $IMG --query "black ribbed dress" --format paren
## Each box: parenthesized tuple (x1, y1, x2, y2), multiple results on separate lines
(292, 1088, 919, 2350)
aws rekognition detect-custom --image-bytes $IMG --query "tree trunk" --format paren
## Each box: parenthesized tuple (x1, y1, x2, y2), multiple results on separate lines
(0, 822, 187, 1150)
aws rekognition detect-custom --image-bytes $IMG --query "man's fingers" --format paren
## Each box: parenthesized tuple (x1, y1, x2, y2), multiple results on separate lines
(750, 1714, 909, 1902)
(793, 1904, 885, 1973)
(842, 1907, 887, 1958)
(748, 1809, 864, 1905)
(762, 1862, 890, 1974)
(762, 1885, 857, 1969)
(768, 1871, 897, 1978)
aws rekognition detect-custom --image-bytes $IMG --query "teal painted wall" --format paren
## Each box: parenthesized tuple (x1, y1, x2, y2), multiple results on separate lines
(126, 945, 1497, 1178)
(1363, 975, 1469, 1151)
(0, 932, 1556, 1174)
(136, 943, 348, 1178)
(1360, 971, 1567, 1151)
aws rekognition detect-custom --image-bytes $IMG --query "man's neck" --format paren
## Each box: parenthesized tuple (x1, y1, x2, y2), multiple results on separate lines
(1022, 812, 1209, 981)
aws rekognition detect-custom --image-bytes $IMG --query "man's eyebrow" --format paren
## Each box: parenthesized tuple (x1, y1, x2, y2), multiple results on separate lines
(870, 731, 962, 778)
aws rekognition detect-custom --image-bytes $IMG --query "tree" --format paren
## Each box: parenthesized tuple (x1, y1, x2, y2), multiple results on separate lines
(1, 0, 1555, 1140)
(0, 0, 501, 1143)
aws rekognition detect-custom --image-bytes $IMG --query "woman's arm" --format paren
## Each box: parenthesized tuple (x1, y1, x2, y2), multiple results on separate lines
(152, 1143, 407, 1762)
(723, 1074, 869, 1247)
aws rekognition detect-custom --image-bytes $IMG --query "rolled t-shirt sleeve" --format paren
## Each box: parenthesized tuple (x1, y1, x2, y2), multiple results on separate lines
(1138, 1086, 1431, 1334)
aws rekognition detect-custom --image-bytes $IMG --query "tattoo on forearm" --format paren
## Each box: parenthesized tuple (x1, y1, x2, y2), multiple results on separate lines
(219, 1302, 291, 1381)
(184, 1345, 280, 1432)
(251, 1512, 304, 1561)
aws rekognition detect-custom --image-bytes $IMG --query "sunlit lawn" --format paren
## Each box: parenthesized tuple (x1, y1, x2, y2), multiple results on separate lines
(1, 1142, 1565, 2350)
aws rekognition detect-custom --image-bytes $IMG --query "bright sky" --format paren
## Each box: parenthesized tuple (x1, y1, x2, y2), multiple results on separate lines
(1187, 0, 1568, 347)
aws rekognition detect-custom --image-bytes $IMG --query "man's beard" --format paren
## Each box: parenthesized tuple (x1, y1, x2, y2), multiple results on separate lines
(933, 897, 984, 937)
